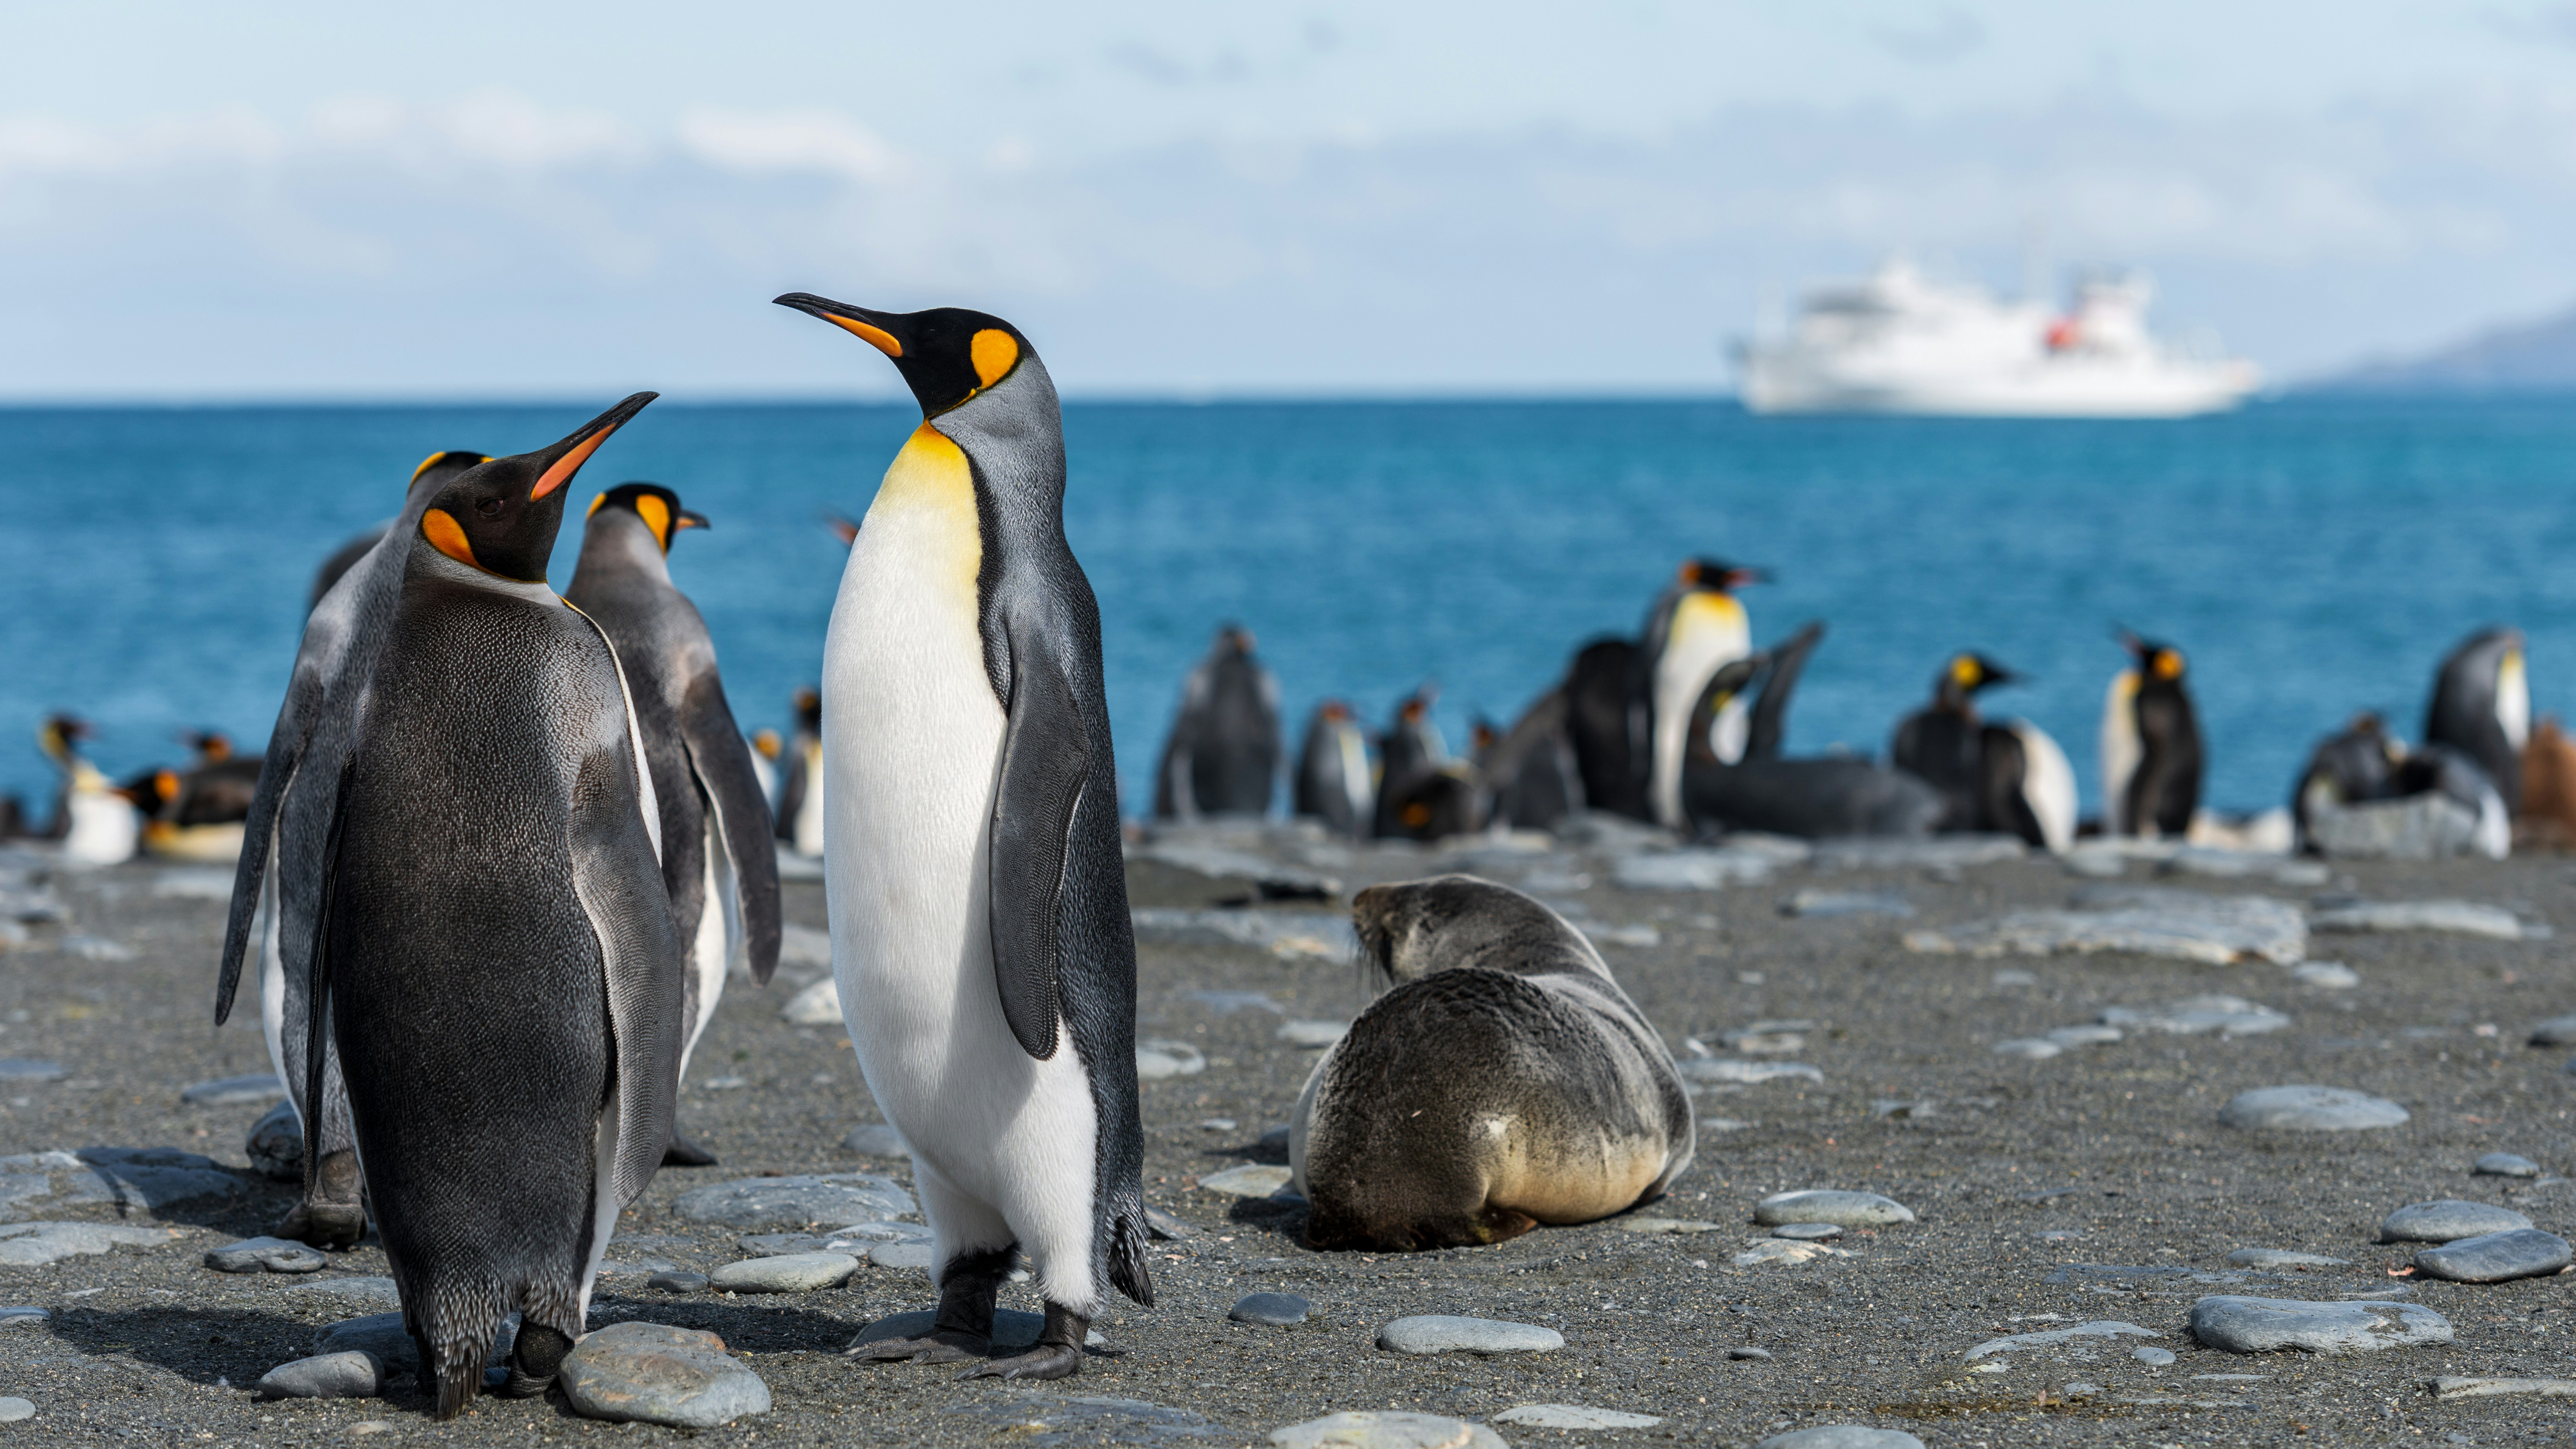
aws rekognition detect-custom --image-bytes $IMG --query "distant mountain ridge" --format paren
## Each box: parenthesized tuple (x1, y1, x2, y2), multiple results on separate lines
(2320, 302, 2576, 391)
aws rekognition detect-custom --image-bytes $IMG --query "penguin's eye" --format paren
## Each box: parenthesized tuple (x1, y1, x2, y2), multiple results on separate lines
(475, 497, 507, 519)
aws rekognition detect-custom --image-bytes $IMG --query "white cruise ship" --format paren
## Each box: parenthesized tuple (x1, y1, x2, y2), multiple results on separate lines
(1736, 260, 2259, 418)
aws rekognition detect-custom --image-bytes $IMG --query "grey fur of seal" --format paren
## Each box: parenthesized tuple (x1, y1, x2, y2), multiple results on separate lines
(307, 395, 680, 1418)
(213, 447, 490, 1248)
(565, 485, 782, 1166)
(1290, 875, 1692, 1251)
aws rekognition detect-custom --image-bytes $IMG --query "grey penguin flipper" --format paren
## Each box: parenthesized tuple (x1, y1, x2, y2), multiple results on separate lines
(568, 739, 686, 1211)
(216, 699, 313, 1024)
(986, 615, 1088, 1061)
(299, 757, 356, 1210)
(678, 676, 781, 986)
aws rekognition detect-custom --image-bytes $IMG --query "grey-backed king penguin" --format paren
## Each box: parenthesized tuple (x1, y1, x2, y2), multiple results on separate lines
(772, 687, 825, 857)
(565, 483, 783, 1167)
(1643, 559, 1763, 830)
(307, 394, 678, 1417)
(778, 293, 1151, 1381)
(1293, 700, 1373, 838)
(213, 447, 491, 1249)
(1151, 624, 1280, 818)
(2425, 627, 2528, 815)
(1890, 653, 2017, 831)
(2098, 632, 2202, 838)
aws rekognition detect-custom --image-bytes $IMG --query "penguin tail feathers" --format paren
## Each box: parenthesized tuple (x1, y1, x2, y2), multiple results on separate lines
(1107, 1207, 1155, 1307)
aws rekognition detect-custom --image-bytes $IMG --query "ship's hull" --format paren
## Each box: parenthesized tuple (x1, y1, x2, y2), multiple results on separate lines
(1742, 355, 2259, 419)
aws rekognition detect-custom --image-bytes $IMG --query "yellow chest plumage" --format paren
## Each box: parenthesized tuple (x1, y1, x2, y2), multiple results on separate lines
(865, 423, 983, 598)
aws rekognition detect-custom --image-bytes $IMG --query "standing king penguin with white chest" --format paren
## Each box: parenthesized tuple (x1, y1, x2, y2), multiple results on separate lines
(778, 293, 1153, 1381)
(565, 484, 783, 1166)
(309, 395, 683, 1418)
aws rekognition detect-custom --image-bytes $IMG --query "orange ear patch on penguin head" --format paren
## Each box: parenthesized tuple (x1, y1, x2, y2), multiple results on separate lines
(422, 508, 479, 569)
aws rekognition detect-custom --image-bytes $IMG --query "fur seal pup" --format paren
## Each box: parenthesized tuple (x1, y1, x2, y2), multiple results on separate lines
(1152, 624, 1280, 819)
(1293, 700, 1372, 838)
(214, 447, 490, 1249)
(565, 483, 783, 1168)
(2426, 627, 2527, 814)
(778, 292, 1151, 1381)
(1292, 875, 1692, 1251)
(307, 395, 676, 1416)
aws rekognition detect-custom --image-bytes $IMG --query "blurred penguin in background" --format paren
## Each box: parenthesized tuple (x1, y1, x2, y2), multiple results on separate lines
(1477, 691, 1586, 831)
(2099, 632, 2202, 839)
(747, 729, 783, 812)
(1891, 653, 2018, 831)
(2291, 712, 2404, 851)
(1642, 559, 1764, 830)
(773, 687, 825, 858)
(37, 715, 136, 866)
(1372, 686, 1448, 839)
(1681, 622, 1943, 839)
(1562, 637, 1647, 819)
(1153, 624, 1281, 820)
(2425, 627, 2527, 816)
(1293, 701, 1373, 839)
(126, 730, 262, 863)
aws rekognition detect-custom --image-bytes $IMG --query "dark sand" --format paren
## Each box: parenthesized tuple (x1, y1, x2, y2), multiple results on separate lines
(0, 829, 2571, 1446)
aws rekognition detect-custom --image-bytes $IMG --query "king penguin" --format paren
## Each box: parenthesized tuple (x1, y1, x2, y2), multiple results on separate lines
(1293, 700, 1373, 839)
(566, 483, 783, 1167)
(778, 292, 1152, 1380)
(2425, 627, 2528, 815)
(214, 447, 491, 1249)
(2099, 632, 2202, 839)
(306, 393, 678, 1417)
(1643, 559, 1764, 830)
(773, 687, 826, 857)
(1152, 625, 1281, 819)
(37, 716, 138, 866)
(1890, 653, 2018, 831)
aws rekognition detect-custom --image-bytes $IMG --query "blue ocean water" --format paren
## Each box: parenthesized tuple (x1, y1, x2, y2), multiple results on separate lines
(2, 395, 2570, 824)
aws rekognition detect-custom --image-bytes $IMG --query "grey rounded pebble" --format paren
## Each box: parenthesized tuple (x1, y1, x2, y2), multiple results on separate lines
(0, 1062, 64, 1083)
(255, 1351, 383, 1401)
(1267, 1411, 1505, 1449)
(1729, 1345, 1773, 1360)
(1376, 1315, 1563, 1355)
(205, 1236, 327, 1274)
(2413, 1228, 2574, 1283)
(243, 1101, 303, 1182)
(2133, 1347, 2176, 1365)
(2226, 1248, 2349, 1268)
(181, 1073, 284, 1107)
(1771, 1222, 1844, 1241)
(2187, 1295, 2453, 1354)
(1493, 1404, 1663, 1429)
(673, 1174, 913, 1230)
(647, 1271, 708, 1294)
(2379, 1199, 2531, 1243)
(1991, 1038, 2062, 1059)
(2531, 1013, 2576, 1046)
(1231, 1293, 1312, 1326)
(0, 1398, 29, 1422)
(1754, 1426, 1924, 1449)
(706, 1251, 857, 1293)
(559, 1321, 769, 1429)
(2218, 1085, 2408, 1131)
(2474, 1152, 2541, 1178)
(1753, 1190, 1915, 1227)
(853, 1309, 1107, 1350)
(867, 1241, 934, 1272)
(0, 1307, 48, 1329)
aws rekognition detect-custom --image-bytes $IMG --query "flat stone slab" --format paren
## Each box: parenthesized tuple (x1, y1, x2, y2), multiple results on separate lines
(868, 1241, 934, 1271)
(672, 1174, 913, 1230)
(1376, 1316, 1563, 1355)
(2156, 848, 2329, 885)
(1772, 1223, 1844, 1241)
(2475, 1153, 2541, 1177)
(2226, 1248, 2348, 1268)
(1611, 849, 1781, 891)
(2219, 1086, 2408, 1131)
(1136, 1039, 1207, 1079)
(206, 1236, 327, 1274)
(1269, 1411, 1507, 1449)
(648, 1271, 706, 1293)
(0, 1398, 29, 1422)
(949, 1393, 1225, 1444)
(1681, 1059, 1822, 1085)
(2428, 1376, 2576, 1401)
(2311, 900, 2529, 940)
(2100, 995, 2290, 1037)
(2413, 1229, 2572, 1283)
(1129, 909, 1356, 954)
(1993, 1038, 2062, 1059)
(2379, 1200, 2531, 1243)
(0, 1221, 181, 1266)
(2045, 1025, 2123, 1048)
(2188, 1296, 2453, 1354)
(2305, 793, 2485, 860)
(244, 1102, 302, 1181)
(1231, 1292, 1312, 1325)
(1754, 1190, 1915, 1226)
(255, 1351, 383, 1400)
(1199, 1165, 1293, 1198)
(55, 1146, 246, 1214)
(560, 1320, 769, 1429)
(2133, 1347, 2176, 1365)
(1755, 1427, 1926, 1449)
(317, 1313, 516, 1375)
(1964, 1320, 2156, 1360)
(1277, 1020, 1350, 1048)
(181, 1074, 284, 1107)
(2531, 1013, 2576, 1046)
(1814, 836, 2024, 870)
(780, 978, 841, 1026)
(1906, 892, 2305, 966)
(0, 1061, 63, 1083)
(853, 1309, 1107, 1350)
(707, 1251, 856, 1293)
(1615, 1216, 1725, 1235)
(840, 1124, 907, 1157)
(1493, 1404, 1663, 1429)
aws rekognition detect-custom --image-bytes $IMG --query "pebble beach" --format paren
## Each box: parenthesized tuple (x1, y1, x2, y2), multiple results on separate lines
(0, 822, 2572, 1446)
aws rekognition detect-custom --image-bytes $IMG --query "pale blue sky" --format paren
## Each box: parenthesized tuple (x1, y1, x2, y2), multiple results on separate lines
(7, 2, 2576, 395)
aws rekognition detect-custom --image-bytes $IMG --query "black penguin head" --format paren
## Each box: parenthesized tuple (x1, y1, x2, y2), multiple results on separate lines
(774, 293, 1033, 418)
(1938, 652, 2020, 705)
(409, 449, 492, 496)
(417, 393, 655, 584)
(1679, 558, 1766, 593)
(792, 687, 822, 733)
(37, 715, 93, 765)
(2119, 630, 2188, 684)
(586, 482, 708, 555)
(1215, 623, 1256, 657)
